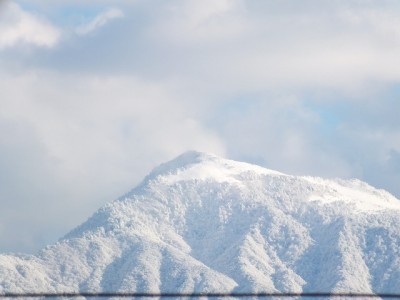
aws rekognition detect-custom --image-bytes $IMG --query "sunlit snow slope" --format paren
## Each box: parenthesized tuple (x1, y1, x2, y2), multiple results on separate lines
(1, 151, 400, 295)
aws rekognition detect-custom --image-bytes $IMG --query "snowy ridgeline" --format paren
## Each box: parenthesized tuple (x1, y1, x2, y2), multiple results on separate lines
(1, 151, 400, 295)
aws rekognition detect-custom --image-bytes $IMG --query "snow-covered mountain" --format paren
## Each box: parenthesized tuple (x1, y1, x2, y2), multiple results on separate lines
(1, 151, 400, 295)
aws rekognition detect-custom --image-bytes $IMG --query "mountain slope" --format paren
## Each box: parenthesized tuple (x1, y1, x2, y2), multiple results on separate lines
(1, 151, 400, 294)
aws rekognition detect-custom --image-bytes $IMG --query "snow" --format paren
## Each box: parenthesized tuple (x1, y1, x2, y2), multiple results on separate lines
(141, 151, 283, 186)
(1, 151, 400, 295)
(304, 176, 400, 213)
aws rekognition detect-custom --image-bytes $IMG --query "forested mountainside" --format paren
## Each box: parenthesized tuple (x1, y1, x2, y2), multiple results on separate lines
(1, 151, 400, 296)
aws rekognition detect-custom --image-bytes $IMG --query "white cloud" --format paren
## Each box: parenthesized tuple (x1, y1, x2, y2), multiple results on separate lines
(142, 0, 400, 93)
(75, 8, 124, 35)
(0, 2, 60, 48)
(0, 70, 225, 252)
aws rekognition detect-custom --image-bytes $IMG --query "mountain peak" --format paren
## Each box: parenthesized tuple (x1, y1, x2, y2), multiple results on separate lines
(141, 151, 283, 186)
(159, 150, 219, 169)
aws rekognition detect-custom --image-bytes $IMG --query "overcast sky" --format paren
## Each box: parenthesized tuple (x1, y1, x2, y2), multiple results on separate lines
(1, 0, 400, 253)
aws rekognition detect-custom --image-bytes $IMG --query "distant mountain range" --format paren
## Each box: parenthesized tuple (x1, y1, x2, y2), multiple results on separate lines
(1, 151, 400, 296)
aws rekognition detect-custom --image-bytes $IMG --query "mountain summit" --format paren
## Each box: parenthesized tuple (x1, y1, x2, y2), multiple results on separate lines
(1, 151, 400, 294)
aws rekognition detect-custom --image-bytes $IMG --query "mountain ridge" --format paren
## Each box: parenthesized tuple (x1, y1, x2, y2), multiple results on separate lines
(1, 151, 400, 295)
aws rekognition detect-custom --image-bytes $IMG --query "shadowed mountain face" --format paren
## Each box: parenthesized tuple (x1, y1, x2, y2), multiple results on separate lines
(1, 151, 400, 294)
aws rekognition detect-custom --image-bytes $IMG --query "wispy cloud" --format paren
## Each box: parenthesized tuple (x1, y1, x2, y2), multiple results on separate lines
(0, 2, 60, 48)
(75, 8, 123, 35)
